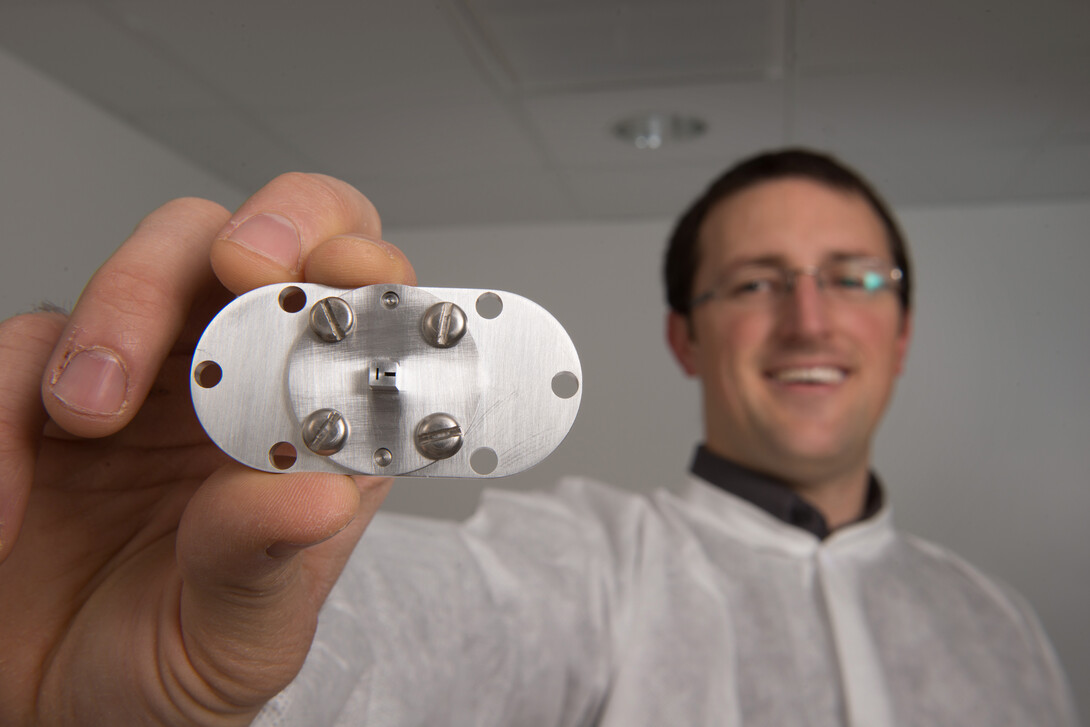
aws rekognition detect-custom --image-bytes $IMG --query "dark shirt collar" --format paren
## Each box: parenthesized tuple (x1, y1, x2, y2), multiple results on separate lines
(689, 445, 884, 540)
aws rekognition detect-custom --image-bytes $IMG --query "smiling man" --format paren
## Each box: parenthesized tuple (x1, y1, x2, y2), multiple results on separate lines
(653, 150, 1076, 723)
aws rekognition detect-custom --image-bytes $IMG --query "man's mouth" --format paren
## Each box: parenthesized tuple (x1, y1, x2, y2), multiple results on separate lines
(769, 366, 847, 384)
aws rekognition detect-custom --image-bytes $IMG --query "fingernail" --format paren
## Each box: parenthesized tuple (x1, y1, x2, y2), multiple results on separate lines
(52, 348, 128, 415)
(224, 213, 301, 271)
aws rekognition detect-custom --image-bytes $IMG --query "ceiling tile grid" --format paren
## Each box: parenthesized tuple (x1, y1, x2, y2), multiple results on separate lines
(1, 0, 1087, 225)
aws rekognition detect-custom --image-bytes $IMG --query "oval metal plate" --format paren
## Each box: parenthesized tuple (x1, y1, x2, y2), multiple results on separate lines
(190, 283, 581, 477)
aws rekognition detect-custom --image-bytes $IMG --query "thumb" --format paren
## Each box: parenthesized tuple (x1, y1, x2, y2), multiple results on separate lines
(174, 464, 390, 706)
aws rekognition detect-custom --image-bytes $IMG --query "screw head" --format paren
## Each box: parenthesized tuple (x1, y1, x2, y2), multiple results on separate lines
(381, 291, 400, 309)
(301, 408, 350, 455)
(420, 302, 467, 348)
(310, 297, 354, 342)
(414, 413, 463, 460)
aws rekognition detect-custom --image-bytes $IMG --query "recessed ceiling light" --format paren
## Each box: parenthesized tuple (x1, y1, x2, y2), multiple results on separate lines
(612, 112, 707, 150)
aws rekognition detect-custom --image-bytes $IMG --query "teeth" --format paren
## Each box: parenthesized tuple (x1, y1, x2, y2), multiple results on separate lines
(774, 367, 845, 384)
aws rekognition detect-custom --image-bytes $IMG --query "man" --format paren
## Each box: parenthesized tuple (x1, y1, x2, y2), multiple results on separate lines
(664, 150, 913, 534)
(0, 151, 1076, 725)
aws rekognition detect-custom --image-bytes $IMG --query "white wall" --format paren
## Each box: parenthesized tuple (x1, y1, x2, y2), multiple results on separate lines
(2, 43, 1087, 718)
(882, 201, 1090, 712)
(0, 49, 242, 319)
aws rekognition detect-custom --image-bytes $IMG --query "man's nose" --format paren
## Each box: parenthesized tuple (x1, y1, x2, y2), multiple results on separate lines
(775, 273, 831, 340)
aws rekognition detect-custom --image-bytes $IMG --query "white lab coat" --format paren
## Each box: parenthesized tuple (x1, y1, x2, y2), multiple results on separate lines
(255, 476, 1078, 726)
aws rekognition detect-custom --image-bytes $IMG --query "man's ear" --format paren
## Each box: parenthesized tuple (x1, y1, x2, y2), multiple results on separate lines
(667, 311, 699, 377)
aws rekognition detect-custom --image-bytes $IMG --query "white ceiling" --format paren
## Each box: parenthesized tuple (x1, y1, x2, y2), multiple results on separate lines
(1, 0, 1087, 228)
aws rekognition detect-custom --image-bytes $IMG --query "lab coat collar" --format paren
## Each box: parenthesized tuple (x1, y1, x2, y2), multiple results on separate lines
(668, 475, 895, 559)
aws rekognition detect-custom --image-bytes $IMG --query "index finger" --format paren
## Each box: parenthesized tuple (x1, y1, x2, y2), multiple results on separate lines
(210, 172, 414, 294)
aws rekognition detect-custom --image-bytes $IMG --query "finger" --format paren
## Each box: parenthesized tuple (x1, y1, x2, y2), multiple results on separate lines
(305, 234, 417, 288)
(174, 465, 392, 705)
(0, 311, 68, 562)
(209, 173, 388, 294)
(42, 197, 231, 438)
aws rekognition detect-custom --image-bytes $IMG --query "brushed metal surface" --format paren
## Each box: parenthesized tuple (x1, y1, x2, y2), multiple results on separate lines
(190, 283, 581, 477)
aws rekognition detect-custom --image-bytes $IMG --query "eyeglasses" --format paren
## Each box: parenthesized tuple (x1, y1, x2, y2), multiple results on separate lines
(690, 257, 903, 310)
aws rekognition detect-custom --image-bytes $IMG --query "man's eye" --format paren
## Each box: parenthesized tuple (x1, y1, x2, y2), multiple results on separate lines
(830, 274, 866, 290)
(729, 276, 779, 296)
(828, 266, 884, 292)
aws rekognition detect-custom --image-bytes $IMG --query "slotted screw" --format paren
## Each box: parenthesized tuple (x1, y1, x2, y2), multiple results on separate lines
(414, 413, 463, 460)
(420, 302, 467, 348)
(310, 297, 354, 342)
(301, 408, 349, 456)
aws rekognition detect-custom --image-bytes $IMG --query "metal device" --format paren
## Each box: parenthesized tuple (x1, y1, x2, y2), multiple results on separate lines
(191, 283, 582, 477)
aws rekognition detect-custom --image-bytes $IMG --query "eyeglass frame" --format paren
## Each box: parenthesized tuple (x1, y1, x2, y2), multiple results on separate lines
(689, 256, 904, 310)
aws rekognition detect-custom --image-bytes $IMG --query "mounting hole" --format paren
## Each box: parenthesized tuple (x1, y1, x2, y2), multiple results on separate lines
(278, 286, 307, 313)
(470, 447, 498, 475)
(194, 360, 222, 388)
(475, 292, 503, 319)
(269, 442, 297, 470)
(551, 371, 580, 399)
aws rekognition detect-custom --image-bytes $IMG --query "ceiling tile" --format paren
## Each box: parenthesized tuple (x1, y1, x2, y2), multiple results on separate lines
(796, 0, 1090, 76)
(455, 0, 786, 91)
(270, 99, 546, 178)
(0, 2, 221, 112)
(795, 71, 1062, 153)
(1011, 143, 1090, 201)
(99, 0, 497, 111)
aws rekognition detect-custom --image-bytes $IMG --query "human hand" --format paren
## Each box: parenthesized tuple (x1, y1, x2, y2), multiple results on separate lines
(0, 174, 416, 726)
